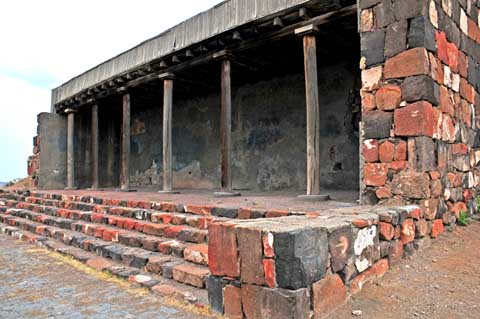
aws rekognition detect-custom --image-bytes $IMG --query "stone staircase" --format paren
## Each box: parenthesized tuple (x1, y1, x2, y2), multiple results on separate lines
(0, 189, 229, 306)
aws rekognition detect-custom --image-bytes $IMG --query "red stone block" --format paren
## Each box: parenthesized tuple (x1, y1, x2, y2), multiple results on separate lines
(363, 163, 388, 186)
(384, 48, 430, 79)
(102, 229, 119, 242)
(379, 222, 394, 240)
(163, 225, 184, 239)
(158, 240, 176, 255)
(431, 219, 444, 238)
(362, 93, 376, 111)
(161, 202, 178, 212)
(208, 222, 240, 277)
(415, 220, 429, 238)
(375, 85, 402, 110)
(436, 31, 449, 65)
(224, 285, 243, 319)
(363, 139, 379, 163)
(185, 205, 213, 216)
(350, 259, 389, 295)
(460, 78, 475, 104)
(450, 201, 467, 219)
(440, 86, 455, 117)
(407, 207, 422, 220)
(394, 101, 434, 137)
(263, 259, 276, 288)
(446, 42, 459, 73)
(400, 219, 415, 245)
(143, 224, 168, 236)
(451, 143, 468, 155)
(442, 114, 456, 142)
(312, 274, 347, 318)
(352, 219, 372, 228)
(379, 141, 395, 163)
(458, 50, 468, 78)
(394, 141, 407, 161)
(123, 219, 138, 230)
(183, 244, 209, 265)
(376, 187, 392, 199)
(93, 227, 105, 238)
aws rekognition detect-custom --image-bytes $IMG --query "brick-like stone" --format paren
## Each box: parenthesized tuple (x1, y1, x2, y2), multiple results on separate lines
(263, 259, 276, 288)
(408, 16, 436, 53)
(363, 163, 388, 186)
(361, 30, 386, 67)
(328, 226, 354, 273)
(362, 66, 383, 91)
(379, 141, 395, 163)
(363, 111, 393, 139)
(431, 219, 444, 238)
(224, 285, 242, 318)
(400, 75, 439, 105)
(378, 222, 394, 240)
(183, 244, 208, 265)
(388, 240, 404, 266)
(394, 101, 435, 137)
(274, 227, 329, 289)
(172, 263, 209, 288)
(208, 222, 240, 277)
(376, 85, 402, 111)
(350, 259, 389, 295)
(312, 274, 347, 319)
(392, 171, 431, 199)
(384, 48, 430, 79)
(237, 227, 264, 285)
(400, 219, 415, 244)
(394, 140, 407, 161)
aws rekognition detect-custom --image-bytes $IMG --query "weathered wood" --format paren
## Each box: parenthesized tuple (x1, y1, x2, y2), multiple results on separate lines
(303, 34, 320, 195)
(163, 79, 174, 192)
(66, 109, 76, 189)
(91, 104, 99, 189)
(121, 93, 131, 191)
(220, 59, 232, 192)
(55, 4, 357, 112)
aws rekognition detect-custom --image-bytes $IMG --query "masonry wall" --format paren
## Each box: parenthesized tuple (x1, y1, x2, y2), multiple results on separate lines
(359, 0, 480, 221)
(129, 61, 360, 192)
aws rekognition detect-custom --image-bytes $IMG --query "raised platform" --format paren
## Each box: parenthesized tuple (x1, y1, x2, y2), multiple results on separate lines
(0, 188, 465, 318)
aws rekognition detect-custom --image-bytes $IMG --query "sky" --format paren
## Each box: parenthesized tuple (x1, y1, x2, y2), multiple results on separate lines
(0, 0, 223, 182)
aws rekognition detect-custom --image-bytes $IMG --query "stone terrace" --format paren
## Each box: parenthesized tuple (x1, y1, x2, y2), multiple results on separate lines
(0, 187, 463, 318)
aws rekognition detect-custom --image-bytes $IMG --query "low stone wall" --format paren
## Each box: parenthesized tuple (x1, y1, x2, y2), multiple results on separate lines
(206, 204, 460, 318)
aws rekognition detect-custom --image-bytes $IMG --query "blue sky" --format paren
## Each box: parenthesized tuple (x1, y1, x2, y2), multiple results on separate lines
(0, 0, 223, 182)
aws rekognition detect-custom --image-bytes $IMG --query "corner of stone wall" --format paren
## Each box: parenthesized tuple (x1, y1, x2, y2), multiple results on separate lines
(359, 0, 480, 224)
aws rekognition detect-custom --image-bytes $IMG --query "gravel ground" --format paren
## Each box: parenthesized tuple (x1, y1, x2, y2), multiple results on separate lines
(332, 220, 480, 319)
(0, 234, 212, 319)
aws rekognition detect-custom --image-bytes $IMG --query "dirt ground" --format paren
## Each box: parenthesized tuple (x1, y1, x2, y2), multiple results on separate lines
(333, 220, 480, 319)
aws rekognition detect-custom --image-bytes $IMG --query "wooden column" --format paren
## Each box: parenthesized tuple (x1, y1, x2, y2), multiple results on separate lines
(65, 109, 76, 189)
(215, 58, 240, 197)
(159, 75, 179, 194)
(121, 93, 131, 191)
(91, 104, 99, 189)
(296, 25, 329, 200)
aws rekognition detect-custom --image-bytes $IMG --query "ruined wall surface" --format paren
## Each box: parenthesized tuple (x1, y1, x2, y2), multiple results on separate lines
(37, 113, 67, 189)
(130, 62, 360, 191)
(360, 0, 480, 222)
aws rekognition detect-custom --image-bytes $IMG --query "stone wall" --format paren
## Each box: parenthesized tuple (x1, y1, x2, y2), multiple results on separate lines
(27, 135, 40, 186)
(359, 0, 480, 223)
(129, 63, 360, 191)
(206, 204, 452, 318)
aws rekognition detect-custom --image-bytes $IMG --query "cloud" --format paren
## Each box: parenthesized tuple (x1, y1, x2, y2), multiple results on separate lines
(0, 0, 223, 181)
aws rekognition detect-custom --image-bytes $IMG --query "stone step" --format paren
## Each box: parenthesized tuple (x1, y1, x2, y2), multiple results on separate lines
(0, 198, 209, 244)
(0, 213, 210, 289)
(3, 193, 224, 230)
(10, 189, 294, 219)
(0, 206, 208, 266)
(0, 223, 209, 305)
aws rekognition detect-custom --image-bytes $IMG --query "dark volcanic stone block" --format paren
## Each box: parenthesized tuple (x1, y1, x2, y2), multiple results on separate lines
(363, 111, 393, 139)
(273, 227, 328, 290)
(401, 75, 439, 105)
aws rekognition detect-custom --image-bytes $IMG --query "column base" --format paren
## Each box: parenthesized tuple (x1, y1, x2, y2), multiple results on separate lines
(64, 187, 78, 190)
(297, 194, 330, 201)
(214, 191, 241, 198)
(158, 190, 180, 194)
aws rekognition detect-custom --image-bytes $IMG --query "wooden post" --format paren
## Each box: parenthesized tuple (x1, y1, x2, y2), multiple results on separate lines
(296, 26, 329, 201)
(91, 104, 99, 189)
(121, 93, 131, 191)
(159, 75, 179, 194)
(65, 109, 77, 190)
(215, 58, 240, 197)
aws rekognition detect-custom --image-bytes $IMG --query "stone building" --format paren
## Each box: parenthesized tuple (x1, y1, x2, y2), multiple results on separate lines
(15, 0, 480, 317)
